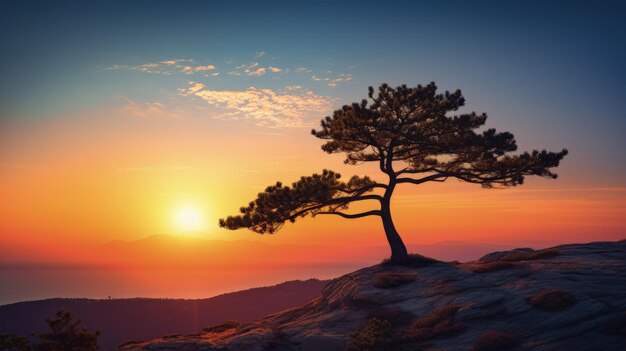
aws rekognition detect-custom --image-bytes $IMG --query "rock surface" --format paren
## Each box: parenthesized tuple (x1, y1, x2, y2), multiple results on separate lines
(122, 241, 626, 351)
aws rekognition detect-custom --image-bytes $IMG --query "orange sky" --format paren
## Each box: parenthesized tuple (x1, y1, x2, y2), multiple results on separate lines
(1, 105, 624, 265)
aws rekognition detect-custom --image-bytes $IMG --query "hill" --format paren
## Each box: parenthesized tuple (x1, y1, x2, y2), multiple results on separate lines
(122, 240, 626, 351)
(0, 279, 328, 350)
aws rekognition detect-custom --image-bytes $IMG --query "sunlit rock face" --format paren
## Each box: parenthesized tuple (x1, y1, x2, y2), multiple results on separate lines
(122, 241, 626, 351)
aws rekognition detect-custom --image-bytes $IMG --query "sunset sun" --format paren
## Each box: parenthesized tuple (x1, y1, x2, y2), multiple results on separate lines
(172, 205, 204, 233)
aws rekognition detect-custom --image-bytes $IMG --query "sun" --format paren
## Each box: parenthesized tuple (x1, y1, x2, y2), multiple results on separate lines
(172, 205, 204, 233)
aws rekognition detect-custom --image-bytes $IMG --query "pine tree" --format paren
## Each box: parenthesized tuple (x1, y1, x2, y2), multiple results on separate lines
(219, 83, 567, 262)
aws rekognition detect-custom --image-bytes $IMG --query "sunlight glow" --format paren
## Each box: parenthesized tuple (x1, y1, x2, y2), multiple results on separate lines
(173, 205, 204, 233)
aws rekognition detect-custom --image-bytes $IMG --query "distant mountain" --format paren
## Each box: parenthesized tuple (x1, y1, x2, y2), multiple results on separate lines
(94, 234, 517, 268)
(1, 234, 521, 269)
(0, 279, 329, 350)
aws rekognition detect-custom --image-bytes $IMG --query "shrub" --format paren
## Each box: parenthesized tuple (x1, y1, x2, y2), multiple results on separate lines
(382, 253, 437, 267)
(469, 261, 514, 273)
(203, 320, 242, 333)
(526, 289, 577, 311)
(404, 305, 464, 341)
(470, 331, 521, 351)
(372, 272, 418, 288)
(367, 307, 415, 328)
(499, 249, 559, 262)
(347, 318, 400, 351)
(0, 333, 30, 351)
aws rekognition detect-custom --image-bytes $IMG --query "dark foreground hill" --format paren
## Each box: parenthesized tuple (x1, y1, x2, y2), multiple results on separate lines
(0, 279, 328, 350)
(122, 241, 626, 351)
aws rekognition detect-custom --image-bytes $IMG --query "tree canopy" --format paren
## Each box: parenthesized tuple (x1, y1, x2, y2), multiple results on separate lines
(219, 83, 567, 262)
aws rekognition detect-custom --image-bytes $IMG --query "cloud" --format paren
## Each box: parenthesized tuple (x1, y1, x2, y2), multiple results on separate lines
(129, 63, 171, 75)
(255, 51, 267, 58)
(181, 82, 332, 127)
(182, 65, 216, 74)
(120, 97, 192, 119)
(329, 73, 353, 86)
(248, 67, 266, 77)
(107, 59, 216, 75)
(268, 66, 282, 73)
(119, 166, 197, 171)
(161, 59, 191, 65)
(285, 85, 302, 90)
(295, 67, 311, 73)
(310, 73, 353, 87)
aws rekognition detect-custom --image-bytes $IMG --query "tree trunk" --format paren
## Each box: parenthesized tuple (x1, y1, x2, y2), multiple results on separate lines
(381, 193, 408, 263)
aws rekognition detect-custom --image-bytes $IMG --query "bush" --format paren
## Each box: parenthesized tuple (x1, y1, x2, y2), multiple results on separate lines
(469, 261, 514, 273)
(470, 331, 521, 351)
(404, 305, 464, 341)
(0, 333, 30, 351)
(367, 307, 415, 328)
(372, 272, 418, 288)
(347, 318, 400, 351)
(203, 320, 242, 333)
(526, 289, 577, 311)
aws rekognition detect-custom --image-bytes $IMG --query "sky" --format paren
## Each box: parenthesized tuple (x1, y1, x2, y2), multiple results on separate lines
(1, 0, 625, 266)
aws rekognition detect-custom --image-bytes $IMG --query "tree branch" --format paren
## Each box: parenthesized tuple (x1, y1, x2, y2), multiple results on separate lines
(288, 194, 383, 220)
(397, 174, 449, 185)
(313, 210, 382, 219)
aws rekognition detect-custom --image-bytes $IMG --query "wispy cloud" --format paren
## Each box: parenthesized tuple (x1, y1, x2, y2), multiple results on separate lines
(255, 51, 267, 58)
(120, 97, 191, 119)
(182, 65, 216, 74)
(311, 73, 352, 87)
(248, 67, 266, 77)
(119, 166, 197, 171)
(180, 82, 332, 127)
(107, 59, 216, 76)
(268, 66, 282, 73)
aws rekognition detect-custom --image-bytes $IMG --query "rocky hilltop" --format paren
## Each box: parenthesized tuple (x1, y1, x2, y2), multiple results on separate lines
(122, 241, 626, 351)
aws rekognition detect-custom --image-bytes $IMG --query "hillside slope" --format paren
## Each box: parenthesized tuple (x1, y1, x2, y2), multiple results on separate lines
(122, 241, 626, 351)
(0, 279, 328, 350)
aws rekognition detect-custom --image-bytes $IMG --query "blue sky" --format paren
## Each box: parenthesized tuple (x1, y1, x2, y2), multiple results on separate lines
(1, 0, 625, 182)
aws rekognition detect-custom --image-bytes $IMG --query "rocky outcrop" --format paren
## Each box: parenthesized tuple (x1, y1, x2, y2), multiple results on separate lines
(122, 241, 626, 351)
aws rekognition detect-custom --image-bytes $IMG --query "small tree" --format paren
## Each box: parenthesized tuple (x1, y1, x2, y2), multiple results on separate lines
(34, 311, 99, 351)
(219, 83, 567, 262)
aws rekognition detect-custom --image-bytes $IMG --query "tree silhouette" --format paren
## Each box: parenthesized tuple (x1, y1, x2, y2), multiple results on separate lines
(34, 311, 99, 351)
(219, 83, 567, 262)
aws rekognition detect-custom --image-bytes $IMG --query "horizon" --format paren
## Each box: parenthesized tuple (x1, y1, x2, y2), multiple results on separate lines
(1, 0, 625, 306)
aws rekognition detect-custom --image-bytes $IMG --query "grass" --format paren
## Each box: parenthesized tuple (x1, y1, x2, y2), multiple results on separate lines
(203, 320, 242, 333)
(470, 331, 521, 351)
(526, 289, 577, 311)
(403, 305, 464, 341)
(372, 272, 418, 288)
(469, 261, 515, 273)
(382, 253, 437, 267)
(498, 249, 559, 263)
